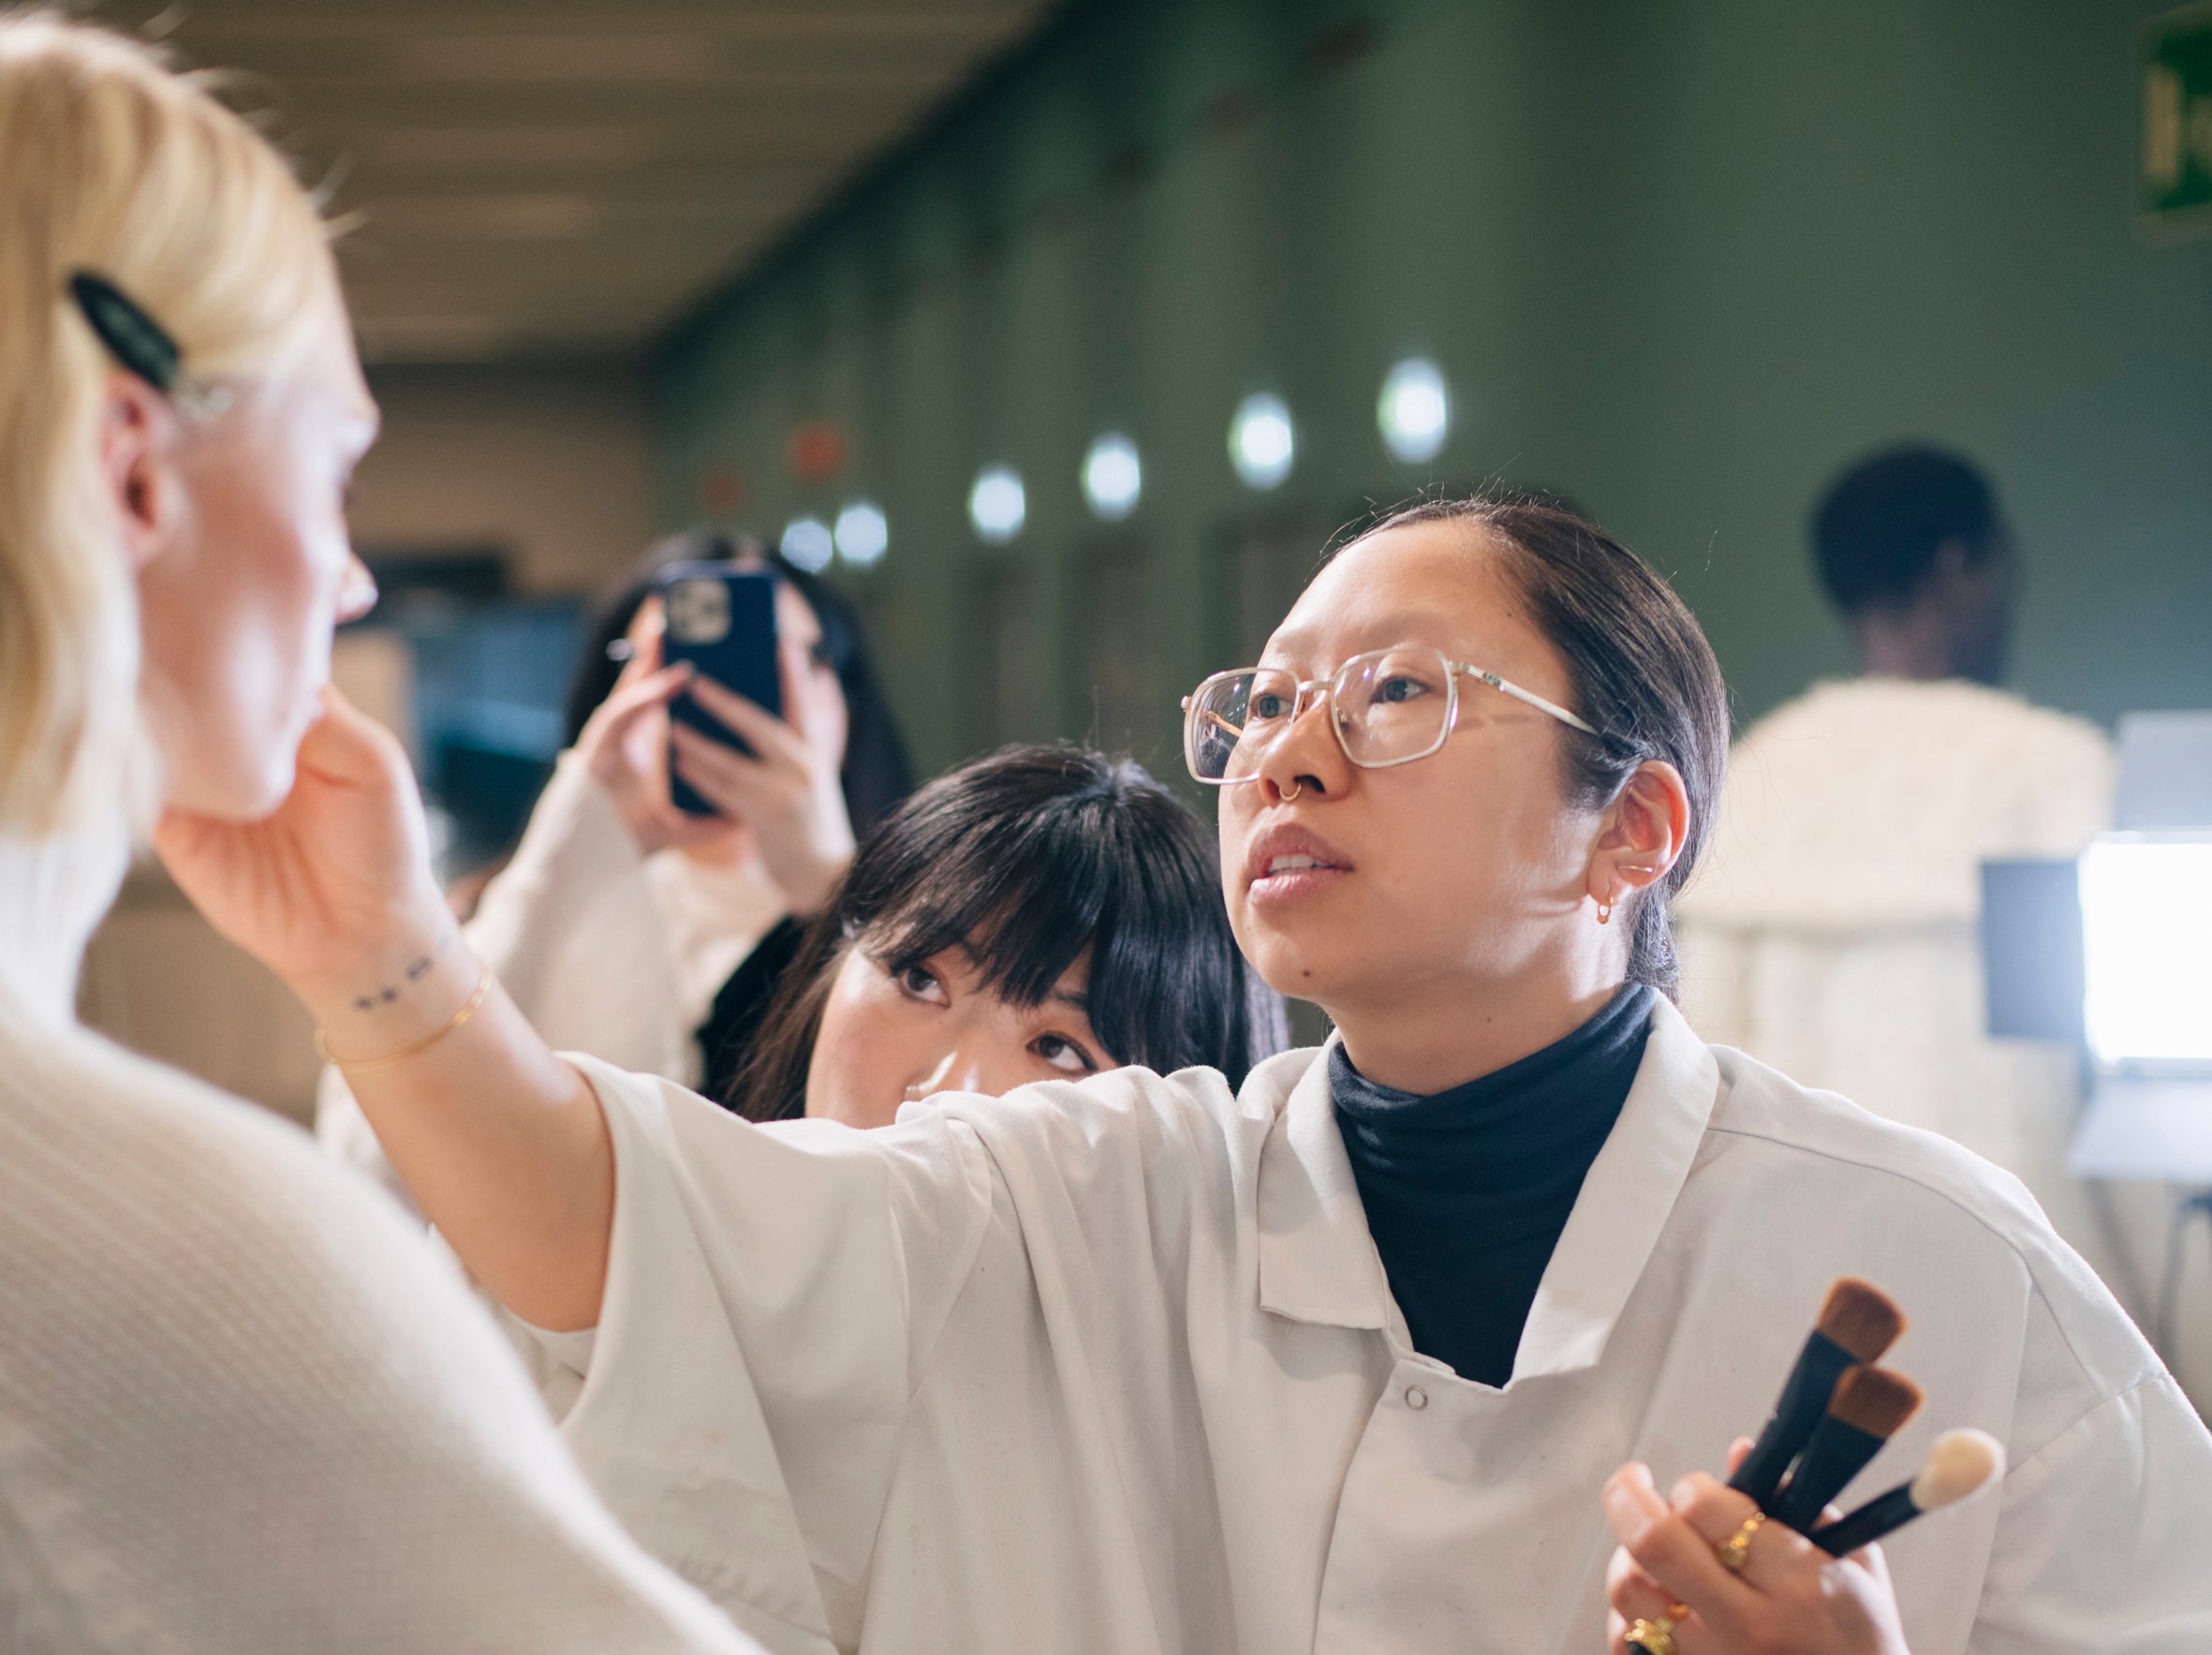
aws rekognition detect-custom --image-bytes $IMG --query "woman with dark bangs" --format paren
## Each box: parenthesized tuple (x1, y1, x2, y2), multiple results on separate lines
(732, 744, 1287, 1127)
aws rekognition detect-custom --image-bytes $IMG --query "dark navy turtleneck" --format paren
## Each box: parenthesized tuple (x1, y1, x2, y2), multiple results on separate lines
(1329, 982, 1657, 1388)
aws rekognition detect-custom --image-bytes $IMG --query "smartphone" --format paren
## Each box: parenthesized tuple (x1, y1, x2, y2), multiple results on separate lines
(656, 562, 782, 818)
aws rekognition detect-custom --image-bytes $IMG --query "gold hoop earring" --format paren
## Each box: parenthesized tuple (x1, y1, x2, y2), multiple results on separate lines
(1280, 779, 1305, 803)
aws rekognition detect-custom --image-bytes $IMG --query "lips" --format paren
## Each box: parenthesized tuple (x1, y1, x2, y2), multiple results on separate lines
(1244, 821, 1353, 896)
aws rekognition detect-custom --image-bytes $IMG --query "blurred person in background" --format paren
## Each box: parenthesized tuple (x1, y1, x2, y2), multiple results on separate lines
(0, 15, 762, 1648)
(1674, 444, 2154, 1340)
(320, 530, 914, 1191)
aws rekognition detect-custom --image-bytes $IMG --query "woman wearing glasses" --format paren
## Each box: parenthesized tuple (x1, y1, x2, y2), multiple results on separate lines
(184, 494, 2212, 1652)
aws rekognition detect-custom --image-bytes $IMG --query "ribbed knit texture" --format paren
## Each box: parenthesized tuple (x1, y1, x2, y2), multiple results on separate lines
(0, 826, 765, 1653)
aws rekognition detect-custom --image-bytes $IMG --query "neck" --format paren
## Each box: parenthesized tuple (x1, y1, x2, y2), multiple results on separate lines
(0, 815, 131, 1027)
(1326, 946, 1627, 1095)
(1853, 608, 1985, 685)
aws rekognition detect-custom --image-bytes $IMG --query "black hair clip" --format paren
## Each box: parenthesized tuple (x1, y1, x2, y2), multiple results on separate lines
(66, 271, 232, 421)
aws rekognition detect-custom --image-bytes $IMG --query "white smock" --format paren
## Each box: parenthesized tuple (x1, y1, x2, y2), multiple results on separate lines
(524, 996, 2212, 1655)
(1671, 678, 2199, 1403)
(320, 750, 786, 1203)
(0, 820, 761, 1653)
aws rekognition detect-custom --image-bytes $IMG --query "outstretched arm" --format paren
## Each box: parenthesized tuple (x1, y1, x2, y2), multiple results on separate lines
(157, 687, 617, 1331)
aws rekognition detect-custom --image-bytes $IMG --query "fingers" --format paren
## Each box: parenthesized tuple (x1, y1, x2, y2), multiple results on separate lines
(670, 723, 782, 820)
(682, 672, 810, 766)
(1606, 1560, 1706, 1655)
(1723, 1437, 1755, 1478)
(1669, 1470, 1830, 1596)
(1603, 1464, 1757, 1645)
(597, 663, 693, 728)
(297, 685, 410, 788)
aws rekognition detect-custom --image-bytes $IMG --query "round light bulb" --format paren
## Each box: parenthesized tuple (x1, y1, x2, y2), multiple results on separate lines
(1379, 357, 1451, 464)
(1082, 433, 1143, 521)
(968, 465, 1026, 544)
(834, 501, 888, 568)
(1230, 393, 1295, 490)
(780, 515, 833, 573)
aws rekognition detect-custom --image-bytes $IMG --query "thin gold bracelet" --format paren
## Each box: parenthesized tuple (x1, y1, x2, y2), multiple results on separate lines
(315, 963, 494, 1075)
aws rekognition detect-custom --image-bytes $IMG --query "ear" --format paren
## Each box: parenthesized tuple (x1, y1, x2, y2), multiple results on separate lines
(96, 370, 184, 574)
(1586, 759, 1691, 909)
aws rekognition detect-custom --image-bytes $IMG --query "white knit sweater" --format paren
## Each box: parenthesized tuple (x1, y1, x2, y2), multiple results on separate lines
(0, 820, 762, 1654)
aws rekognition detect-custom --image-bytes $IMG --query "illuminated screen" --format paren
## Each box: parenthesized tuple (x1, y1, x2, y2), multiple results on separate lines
(2079, 836, 2212, 1066)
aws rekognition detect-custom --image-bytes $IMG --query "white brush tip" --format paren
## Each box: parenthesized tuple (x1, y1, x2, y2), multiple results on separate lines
(1909, 1428, 2004, 1510)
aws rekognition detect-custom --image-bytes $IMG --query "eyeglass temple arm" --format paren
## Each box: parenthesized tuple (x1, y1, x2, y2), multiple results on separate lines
(1467, 668, 1600, 736)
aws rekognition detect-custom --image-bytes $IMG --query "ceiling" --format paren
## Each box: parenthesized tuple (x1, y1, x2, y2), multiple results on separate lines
(118, 0, 1054, 362)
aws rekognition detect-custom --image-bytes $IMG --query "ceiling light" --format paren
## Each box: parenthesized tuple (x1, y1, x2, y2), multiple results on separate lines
(1379, 357, 1451, 463)
(1230, 394, 1294, 490)
(834, 502, 889, 568)
(969, 465, 1025, 544)
(1082, 433, 1143, 521)
(780, 515, 833, 573)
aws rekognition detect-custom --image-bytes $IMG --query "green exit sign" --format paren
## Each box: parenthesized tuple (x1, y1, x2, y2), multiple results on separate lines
(2145, 4, 2212, 234)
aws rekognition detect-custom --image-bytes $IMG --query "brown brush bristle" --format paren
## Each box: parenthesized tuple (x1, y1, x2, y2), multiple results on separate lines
(1816, 1277, 1905, 1363)
(1828, 1366, 1923, 1439)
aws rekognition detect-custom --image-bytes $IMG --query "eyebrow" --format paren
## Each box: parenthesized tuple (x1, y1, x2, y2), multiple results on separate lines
(949, 939, 1091, 1016)
(1262, 614, 1484, 666)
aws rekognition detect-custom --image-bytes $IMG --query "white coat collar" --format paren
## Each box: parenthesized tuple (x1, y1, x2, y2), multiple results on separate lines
(1255, 996, 1720, 1383)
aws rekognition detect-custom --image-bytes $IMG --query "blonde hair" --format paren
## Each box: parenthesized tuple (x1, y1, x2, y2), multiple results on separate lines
(0, 12, 335, 834)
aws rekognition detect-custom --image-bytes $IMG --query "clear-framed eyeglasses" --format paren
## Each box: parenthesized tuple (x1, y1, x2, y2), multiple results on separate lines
(1181, 645, 1599, 787)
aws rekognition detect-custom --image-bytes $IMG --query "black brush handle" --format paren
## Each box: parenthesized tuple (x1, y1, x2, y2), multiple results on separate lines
(1769, 1417, 1885, 1532)
(1811, 1484, 1918, 1555)
(1728, 1330, 1855, 1507)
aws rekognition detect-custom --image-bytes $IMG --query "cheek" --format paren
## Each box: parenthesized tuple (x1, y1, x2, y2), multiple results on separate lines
(804, 965, 922, 1128)
(138, 517, 331, 815)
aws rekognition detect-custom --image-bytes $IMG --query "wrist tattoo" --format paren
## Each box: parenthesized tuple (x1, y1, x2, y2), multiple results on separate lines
(348, 929, 455, 1014)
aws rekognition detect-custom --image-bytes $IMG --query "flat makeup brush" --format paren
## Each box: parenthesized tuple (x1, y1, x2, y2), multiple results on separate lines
(1811, 1428, 2004, 1556)
(1766, 1365, 1924, 1533)
(1729, 1278, 1906, 1508)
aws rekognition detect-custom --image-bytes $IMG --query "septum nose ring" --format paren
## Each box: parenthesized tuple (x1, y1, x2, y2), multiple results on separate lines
(1280, 779, 1305, 802)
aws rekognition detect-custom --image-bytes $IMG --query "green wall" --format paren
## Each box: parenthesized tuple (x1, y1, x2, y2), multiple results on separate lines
(651, 0, 2212, 780)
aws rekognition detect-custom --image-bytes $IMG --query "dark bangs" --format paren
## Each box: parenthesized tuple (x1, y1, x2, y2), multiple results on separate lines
(729, 744, 1285, 1119)
(846, 746, 1250, 1075)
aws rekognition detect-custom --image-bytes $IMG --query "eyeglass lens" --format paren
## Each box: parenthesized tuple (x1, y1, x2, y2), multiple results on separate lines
(1186, 648, 1454, 781)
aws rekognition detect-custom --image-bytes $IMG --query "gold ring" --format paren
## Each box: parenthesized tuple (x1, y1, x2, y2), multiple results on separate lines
(1715, 1509, 1767, 1572)
(1625, 1617, 1677, 1655)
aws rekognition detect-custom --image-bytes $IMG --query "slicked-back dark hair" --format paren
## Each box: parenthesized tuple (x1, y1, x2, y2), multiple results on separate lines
(1810, 445, 2002, 617)
(1351, 492, 1731, 999)
(732, 743, 1288, 1119)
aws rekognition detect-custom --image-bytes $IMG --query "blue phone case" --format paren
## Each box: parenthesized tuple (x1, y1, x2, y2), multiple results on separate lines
(657, 563, 782, 818)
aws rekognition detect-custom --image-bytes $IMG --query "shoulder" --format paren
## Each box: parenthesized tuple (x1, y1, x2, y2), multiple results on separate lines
(1699, 1044, 2160, 1407)
(924, 1048, 1308, 1170)
(906, 1051, 1319, 1250)
(0, 1023, 531, 1404)
(1688, 682, 2114, 926)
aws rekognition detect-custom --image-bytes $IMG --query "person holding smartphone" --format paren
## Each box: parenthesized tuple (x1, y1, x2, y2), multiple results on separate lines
(173, 484, 2212, 1652)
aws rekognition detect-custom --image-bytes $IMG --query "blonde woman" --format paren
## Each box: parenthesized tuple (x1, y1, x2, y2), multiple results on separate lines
(0, 16, 764, 1650)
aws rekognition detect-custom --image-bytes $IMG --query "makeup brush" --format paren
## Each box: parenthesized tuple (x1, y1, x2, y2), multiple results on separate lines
(1810, 1428, 2004, 1556)
(1729, 1278, 1906, 1507)
(1766, 1366, 1924, 1533)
